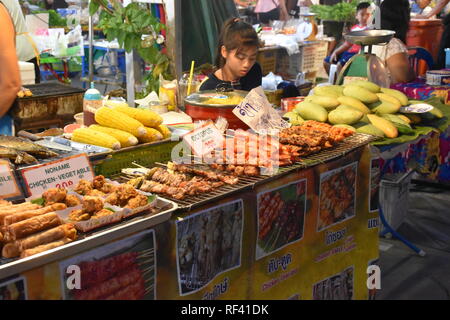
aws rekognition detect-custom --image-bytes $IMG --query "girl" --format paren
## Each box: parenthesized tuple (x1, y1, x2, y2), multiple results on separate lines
(200, 18, 262, 92)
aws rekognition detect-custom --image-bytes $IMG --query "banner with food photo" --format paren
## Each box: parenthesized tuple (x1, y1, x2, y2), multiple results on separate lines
(0, 276, 27, 300)
(59, 229, 156, 300)
(317, 162, 358, 232)
(297, 146, 378, 299)
(312, 266, 354, 300)
(249, 169, 314, 300)
(175, 199, 244, 296)
(256, 179, 307, 260)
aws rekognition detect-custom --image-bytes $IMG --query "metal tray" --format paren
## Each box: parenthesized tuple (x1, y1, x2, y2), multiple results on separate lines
(0, 197, 177, 280)
(344, 30, 395, 46)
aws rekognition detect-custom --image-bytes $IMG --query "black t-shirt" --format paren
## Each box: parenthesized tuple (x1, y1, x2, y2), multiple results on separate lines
(199, 63, 262, 92)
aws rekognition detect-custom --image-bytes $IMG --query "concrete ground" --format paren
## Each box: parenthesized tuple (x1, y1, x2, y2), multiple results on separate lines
(378, 184, 450, 300)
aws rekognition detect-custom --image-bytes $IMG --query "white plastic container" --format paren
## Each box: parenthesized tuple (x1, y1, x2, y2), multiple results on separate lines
(19, 61, 35, 85)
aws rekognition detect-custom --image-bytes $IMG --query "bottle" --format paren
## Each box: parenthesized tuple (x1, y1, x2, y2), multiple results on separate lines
(83, 82, 103, 126)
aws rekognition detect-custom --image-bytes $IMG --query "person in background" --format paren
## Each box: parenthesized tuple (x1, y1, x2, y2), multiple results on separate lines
(199, 18, 262, 91)
(3, 0, 40, 83)
(254, 0, 289, 25)
(323, 2, 372, 75)
(376, 0, 415, 84)
(0, 0, 22, 135)
(45, 0, 68, 10)
(416, 0, 450, 69)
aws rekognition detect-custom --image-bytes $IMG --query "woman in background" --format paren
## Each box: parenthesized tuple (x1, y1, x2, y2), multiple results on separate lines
(376, 0, 415, 84)
(0, 0, 22, 135)
(254, 0, 288, 25)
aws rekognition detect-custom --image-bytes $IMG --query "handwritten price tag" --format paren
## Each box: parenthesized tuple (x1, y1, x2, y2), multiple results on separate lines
(183, 122, 225, 156)
(0, 160, 22, 199)
(233, 87, 289, 133)
(21, 153, 94, 199)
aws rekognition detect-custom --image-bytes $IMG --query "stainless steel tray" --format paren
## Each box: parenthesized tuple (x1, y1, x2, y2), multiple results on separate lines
(0, 197, 177, 280)
(344, 30, 395, 46)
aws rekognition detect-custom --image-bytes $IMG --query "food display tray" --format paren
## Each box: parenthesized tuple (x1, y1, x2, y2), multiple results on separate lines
(0, 197, 177, 280)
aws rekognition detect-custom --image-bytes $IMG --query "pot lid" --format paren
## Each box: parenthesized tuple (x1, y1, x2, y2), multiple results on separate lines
(184, 90, 248, 107)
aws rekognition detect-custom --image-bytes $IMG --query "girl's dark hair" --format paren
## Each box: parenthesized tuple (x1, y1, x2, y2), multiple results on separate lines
(215, 17, 260, 68)
(380, 0, 410, 43)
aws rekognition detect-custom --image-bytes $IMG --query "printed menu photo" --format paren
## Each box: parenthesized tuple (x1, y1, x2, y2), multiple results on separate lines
(312, 266, 354, 300)
(176, 200, 243, 296)
(256, 179, 306, 260)
(318, 162, 357, 232)
(60, 229, 156, 300)
(369, 158, 381, 212)
(0, 276, 27, 300)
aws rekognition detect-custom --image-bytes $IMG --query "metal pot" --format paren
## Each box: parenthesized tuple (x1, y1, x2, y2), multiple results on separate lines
(183, 90, 249, 130)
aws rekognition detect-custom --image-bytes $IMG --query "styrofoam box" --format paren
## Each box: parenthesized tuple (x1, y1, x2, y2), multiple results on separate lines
(19, 61, 35, 85)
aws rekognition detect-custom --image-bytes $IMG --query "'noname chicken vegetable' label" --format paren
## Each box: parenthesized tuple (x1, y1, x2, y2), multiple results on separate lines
(21, 154, 94, 199)
(0, 159, 22, 199)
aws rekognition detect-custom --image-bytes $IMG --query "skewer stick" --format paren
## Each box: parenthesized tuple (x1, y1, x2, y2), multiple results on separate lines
(154, 162, 168, 167)
(132, 161, 147, 169)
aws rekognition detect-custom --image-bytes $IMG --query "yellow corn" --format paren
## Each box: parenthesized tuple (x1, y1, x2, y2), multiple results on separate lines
(112, 105, 163, 127)
(72, 128, 121, 150)
(95, 107, 146, 137)
(139, 127, 163, 143)
(155, 124, 171, 139)
(89, 125, 138, 147)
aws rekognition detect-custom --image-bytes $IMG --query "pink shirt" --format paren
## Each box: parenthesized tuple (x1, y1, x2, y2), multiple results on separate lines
(254, 0, 279, 13)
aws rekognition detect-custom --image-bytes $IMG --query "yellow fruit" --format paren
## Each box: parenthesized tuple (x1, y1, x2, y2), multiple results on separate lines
(112, 105, 163, 127)
(372, 101, 401, 114)
(376, 93, 401, 109)
(350, 80, 380, 93)
(284, 112, 305, 125)
(72, 128, 121, 150)
(314, 86, 342, 98)
(328, 107, 363, 125)
(367, 114, 398, 138)
(294, 101, 328, 122)
(354, 123, 385, 137)
(380, 88, 408, 106)
(343, 85, 379, 104)
(95, 107, 146, 137)
(333, 124, 356, 132)
(89, 125, 138, 147)
(337, 96, 371, 114)
(305, 95, 340, 110)
(396, 114, 412, 124)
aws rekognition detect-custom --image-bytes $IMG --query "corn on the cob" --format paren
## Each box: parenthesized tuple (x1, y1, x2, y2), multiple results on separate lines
(112, 105, 163, 127)
(155, 124, 171, 139)
(95, 107, 146, 137)
(72, 128, 121, 150)
(89, 125, 138, 147)
(139, 127, 163, 143)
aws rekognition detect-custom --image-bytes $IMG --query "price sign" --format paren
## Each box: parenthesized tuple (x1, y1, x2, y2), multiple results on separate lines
(183, 122, 225, 156)
(233, 86, 289, 132)
(21, 153, 94, 199)
(0, 160, 22, 199)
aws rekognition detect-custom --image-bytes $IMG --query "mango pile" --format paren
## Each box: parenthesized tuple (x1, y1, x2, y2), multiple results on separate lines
(284, 80, 444, 139)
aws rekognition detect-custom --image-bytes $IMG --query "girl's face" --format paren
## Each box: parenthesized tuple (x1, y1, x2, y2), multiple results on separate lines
(221, 45, 258, 79)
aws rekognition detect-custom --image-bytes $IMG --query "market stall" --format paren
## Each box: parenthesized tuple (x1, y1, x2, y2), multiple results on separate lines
(0, 125, 378, 300)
